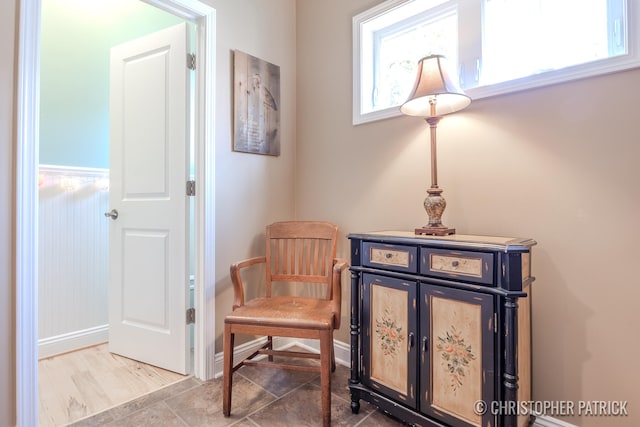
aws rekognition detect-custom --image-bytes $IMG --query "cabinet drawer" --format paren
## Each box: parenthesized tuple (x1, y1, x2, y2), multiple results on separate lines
(420, 248, 494, 285)
(363, 242, 418, 273)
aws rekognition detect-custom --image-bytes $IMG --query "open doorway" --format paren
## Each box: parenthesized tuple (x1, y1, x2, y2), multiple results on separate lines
(37, 1, 192, 424)
(16, 0, 217, 425)
(37, 0, 188, 360)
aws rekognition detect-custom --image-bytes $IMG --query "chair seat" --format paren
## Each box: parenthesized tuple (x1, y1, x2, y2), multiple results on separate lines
(225, 296, 334, 330)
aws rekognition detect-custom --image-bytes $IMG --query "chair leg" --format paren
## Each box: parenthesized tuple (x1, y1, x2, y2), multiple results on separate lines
(319, 329, 332, 427)
(331, 338, 336, 372)
(223, 323, 234, 417)
(267, 335, 274, 362)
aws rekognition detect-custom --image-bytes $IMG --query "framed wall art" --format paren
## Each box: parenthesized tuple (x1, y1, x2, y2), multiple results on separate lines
(233, 50, 281, 156)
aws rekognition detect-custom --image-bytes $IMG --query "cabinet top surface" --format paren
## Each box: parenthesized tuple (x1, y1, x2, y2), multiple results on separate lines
(348, 230, 536, 251)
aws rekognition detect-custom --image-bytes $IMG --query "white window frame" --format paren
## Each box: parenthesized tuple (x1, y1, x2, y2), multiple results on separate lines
(353, 0, 640, 125)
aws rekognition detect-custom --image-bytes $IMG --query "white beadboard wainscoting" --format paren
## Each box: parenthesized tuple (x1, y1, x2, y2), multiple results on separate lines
(38, 165, 110, 358)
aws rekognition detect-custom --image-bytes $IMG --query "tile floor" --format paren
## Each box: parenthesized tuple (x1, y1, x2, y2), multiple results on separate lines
(69, 362, 406, 426)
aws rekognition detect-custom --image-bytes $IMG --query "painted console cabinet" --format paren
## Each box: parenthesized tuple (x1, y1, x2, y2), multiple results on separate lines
(348, 231, 536, 427)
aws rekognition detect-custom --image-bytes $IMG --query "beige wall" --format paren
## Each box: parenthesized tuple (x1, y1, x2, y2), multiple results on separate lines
(296, 1, 639, 426)
(207, 0, 297, 351)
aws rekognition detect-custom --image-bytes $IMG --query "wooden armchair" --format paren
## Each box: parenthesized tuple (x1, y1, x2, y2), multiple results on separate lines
(222, 221, 348, 426)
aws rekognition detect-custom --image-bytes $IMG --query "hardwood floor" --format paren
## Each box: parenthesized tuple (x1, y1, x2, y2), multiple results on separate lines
(38, 343, 188, 426)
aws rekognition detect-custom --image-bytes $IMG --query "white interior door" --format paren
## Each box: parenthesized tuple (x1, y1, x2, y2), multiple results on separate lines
(108, 23, 190, 374)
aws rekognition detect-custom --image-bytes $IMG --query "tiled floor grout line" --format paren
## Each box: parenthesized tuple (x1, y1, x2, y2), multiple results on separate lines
(228, 374, 292, 424)
(67, 377, 198, 426)
(236, 369, 291, 400)
(352, 409, 378, 426)
(160, 399, 191, 427)
(236, 370, 322, 424)
(240, 418, 261, 427)
(117, 378, 199, 424)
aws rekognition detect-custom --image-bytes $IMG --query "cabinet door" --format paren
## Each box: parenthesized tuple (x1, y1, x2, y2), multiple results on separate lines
(420, 284, 495, 427)
(362, 273, 418, 409)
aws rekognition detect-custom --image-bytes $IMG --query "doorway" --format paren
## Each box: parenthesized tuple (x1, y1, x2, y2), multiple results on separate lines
(37, 0, 188, 363)
(16, 0, 217, 425)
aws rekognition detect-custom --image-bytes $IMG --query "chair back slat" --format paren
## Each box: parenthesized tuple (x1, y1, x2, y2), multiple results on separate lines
(302, 238, 308, 275)
(265, 221, 338, 299)
(290, 238, 296, 275)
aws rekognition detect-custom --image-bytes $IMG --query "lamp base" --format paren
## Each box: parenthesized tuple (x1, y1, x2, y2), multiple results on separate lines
(415, 225, 456, 236)
(417, 187, 454, 236)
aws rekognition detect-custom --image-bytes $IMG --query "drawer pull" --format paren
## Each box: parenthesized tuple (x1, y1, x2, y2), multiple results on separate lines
(451, 260, 459, 267)
(385, 253, 392, 259)
(408, 332, 415, 350)
(422, 336, 429, 353)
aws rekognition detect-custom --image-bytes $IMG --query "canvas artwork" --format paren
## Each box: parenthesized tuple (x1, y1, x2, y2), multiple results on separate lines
(233, 50, 281, 156)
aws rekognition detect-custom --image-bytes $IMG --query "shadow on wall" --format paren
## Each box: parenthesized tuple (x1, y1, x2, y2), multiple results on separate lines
(531, 247, 592, 423)
(214, 230, 267, 352)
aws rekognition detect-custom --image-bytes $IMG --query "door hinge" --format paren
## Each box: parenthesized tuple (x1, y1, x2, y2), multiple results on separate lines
(186, 180, 196, 196)
(187, 53, 196, 70)
(186, 307, 196, 324)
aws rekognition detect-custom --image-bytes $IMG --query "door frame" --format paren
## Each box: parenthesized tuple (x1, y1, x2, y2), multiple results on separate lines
(15, 0, 217, 424)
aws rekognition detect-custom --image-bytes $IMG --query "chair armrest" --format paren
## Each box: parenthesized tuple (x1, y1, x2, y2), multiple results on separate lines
(331, 258, 349, 329)
(230, 256, 266, 310)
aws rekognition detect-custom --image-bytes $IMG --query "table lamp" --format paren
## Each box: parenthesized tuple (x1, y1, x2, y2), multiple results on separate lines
(400, 54, 471, 235)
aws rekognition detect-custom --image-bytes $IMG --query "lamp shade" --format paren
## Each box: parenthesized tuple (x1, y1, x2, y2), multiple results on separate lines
(400, 54, 471, 117)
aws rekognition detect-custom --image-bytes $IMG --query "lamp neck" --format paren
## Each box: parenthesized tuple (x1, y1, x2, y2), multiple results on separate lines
(424, 116, 441, 189)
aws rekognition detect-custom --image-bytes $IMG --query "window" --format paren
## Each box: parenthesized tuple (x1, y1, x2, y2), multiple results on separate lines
(353, 0, 635, 125)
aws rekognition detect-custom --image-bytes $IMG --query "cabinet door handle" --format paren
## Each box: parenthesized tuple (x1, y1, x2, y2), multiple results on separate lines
(408, 332, 415, 350)
(422, 336, 428, 353)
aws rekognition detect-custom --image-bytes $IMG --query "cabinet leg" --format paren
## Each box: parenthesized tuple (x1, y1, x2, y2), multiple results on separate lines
(504, 296, 520, 427)
(351, 399, 360, 414)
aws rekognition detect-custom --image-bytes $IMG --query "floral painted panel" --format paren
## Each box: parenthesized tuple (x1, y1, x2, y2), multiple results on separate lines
(436, 325, 477, 392)
(370, 284, 408, 394)
(431, 296, 482, 426)
(376, 307, 406, 357)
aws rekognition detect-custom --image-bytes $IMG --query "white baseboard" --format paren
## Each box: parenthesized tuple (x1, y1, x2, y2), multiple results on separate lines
(287, 337, 350, 367)
(532, 415, 578, 427)
(38, 324, 109, 359)
(213, 337, 350, 378)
